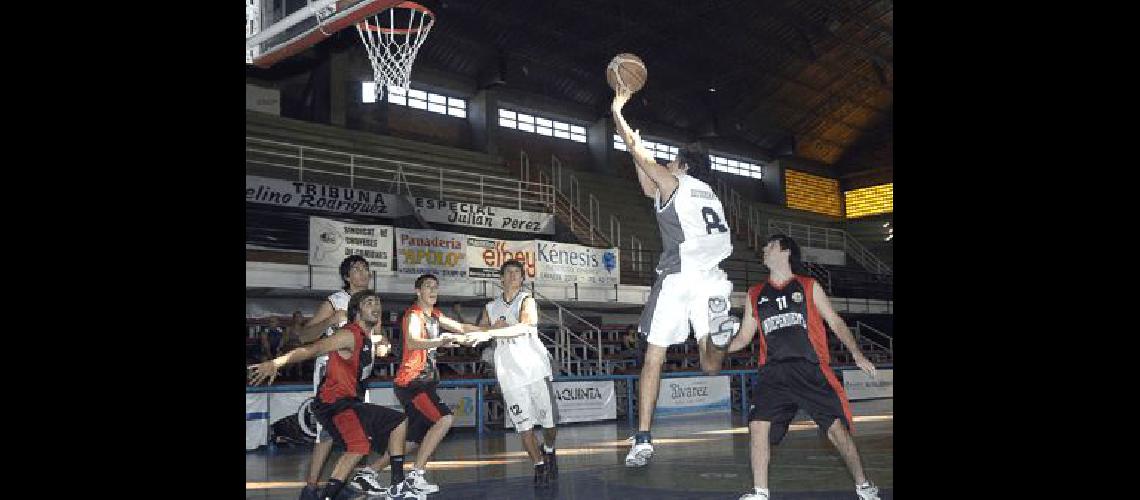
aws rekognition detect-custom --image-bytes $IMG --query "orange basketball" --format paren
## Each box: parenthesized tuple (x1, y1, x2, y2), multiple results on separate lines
(606, 53, 647, 93)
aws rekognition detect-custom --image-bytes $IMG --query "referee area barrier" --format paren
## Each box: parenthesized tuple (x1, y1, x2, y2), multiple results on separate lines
(246, 366, 892, 450)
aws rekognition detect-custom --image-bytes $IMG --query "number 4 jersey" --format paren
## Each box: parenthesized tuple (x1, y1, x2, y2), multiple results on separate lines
(654, 173, 732, 275)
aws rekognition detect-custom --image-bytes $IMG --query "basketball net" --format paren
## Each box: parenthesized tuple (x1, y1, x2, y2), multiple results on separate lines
(356, 1, 435, 99)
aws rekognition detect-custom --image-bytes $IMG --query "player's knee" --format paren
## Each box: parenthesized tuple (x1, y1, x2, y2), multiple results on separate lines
(825, 419, 848, 440)
(437, 414, 454, 430)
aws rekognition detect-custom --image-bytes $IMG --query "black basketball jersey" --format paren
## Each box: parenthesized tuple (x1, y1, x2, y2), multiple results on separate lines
(749, 277, 820, 364)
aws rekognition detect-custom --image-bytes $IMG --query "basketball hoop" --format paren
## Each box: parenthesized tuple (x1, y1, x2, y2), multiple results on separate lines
(308, 0, 338, 35)
(356, 1, 435, 99)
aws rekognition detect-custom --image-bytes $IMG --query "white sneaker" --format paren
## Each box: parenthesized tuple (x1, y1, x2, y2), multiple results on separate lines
(348, 466, 386, 496)
(856, 481, 880, 500)
(624, 437, 654, 467)
(384, 479, 426, 500)
(739, 488, 770, 500)
(406, 469, 439, 494)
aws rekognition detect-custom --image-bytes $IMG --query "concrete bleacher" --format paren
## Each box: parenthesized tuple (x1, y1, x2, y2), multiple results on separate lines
(247, 110, 513, 180)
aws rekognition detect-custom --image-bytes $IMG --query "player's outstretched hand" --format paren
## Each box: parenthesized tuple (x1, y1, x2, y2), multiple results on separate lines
(854, 354, 876, 379)
(439, 333, 464, 348)
(464, 331, 492, 346)
(612, 85, 634, 111)
(248, 360, 279, 386)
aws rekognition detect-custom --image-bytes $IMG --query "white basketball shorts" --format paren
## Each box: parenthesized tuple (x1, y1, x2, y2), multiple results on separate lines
(502, 377, 559, 432)
(638, 268, 734, 347)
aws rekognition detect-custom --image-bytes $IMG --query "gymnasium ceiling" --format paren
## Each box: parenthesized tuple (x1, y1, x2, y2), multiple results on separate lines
(266, 0, 894, 180)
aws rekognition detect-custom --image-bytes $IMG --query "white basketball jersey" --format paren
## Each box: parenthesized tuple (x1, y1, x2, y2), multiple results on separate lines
(485, 291, 552, 390)
(654, 173, 732, 275)
(313, 290, 352, 395)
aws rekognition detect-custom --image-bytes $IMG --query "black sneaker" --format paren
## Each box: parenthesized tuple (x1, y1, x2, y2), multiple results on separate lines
(534, 463, 549, 487)
(347, 467, 386, 496)
(544, 450, 558, 480)
(299, 484, 320, 500)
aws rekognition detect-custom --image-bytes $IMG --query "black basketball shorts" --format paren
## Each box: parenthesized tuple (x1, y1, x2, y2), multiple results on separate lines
(395, 383, 453, 443)
(749, 358, 853, 445)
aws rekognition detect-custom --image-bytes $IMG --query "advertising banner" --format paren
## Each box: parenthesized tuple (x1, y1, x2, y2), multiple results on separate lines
(552, 380, 616, 423)
(246, 175, 408, 217)
(309, 216, 394, 272)
(409, 197, 555, 235)
(395, 228, 467, 280)
(842, 368, 893, 400)
(466, 237, 537, 281)
(535, 241, 620, 286)
(655, 376, 731, 417)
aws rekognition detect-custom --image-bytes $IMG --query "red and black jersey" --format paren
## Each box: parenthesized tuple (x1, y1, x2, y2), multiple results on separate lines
(747, 275, 831, 366)
(395, 304, 442, 387)
(317, 322, 375, 404)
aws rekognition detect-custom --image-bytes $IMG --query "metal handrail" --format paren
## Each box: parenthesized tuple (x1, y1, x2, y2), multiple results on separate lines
(247, 136, 555, 213)
(529, 286, 604, 374)
(551, 155, 563, 193)
(629, 235, 642, 273)
(767, 219, 892, 275)
(609, 214, 621, 249)
(588, 194, 601, 245)
(854, 321, 893, 352)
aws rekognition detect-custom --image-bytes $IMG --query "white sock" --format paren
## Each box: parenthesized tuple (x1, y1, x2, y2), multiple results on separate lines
(543, 444, 555, 454)
(755, 487, 769, 494)
(535, 461, 545, 467)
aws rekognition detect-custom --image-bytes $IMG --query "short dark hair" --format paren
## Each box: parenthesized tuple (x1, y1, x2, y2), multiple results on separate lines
(415, 274, 439, 289)
(347, 289, 380, 322)
(500, 259, 525, 279)
(767, 234, 808, 274)
(339, 255, 369, 290)
(675, 143, 710, 179)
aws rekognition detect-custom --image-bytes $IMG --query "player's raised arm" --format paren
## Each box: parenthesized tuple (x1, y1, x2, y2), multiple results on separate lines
(612, 87, 679, 199)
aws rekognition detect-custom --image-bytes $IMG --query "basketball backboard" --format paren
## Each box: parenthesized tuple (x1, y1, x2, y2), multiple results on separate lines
(246, 0, 402, 68)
